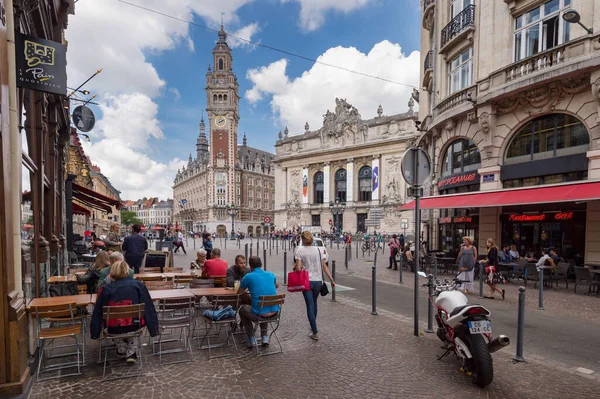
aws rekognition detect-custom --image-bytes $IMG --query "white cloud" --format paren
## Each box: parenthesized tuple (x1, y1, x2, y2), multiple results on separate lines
(245, 40, 420, 133)
(281, 0, 372, 31)
(229, 22, 261, 49)
(169, 87, 182, 101)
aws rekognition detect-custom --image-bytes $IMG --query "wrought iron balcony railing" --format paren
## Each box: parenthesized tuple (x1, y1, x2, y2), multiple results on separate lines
(441, 4, 475, 49)
(424, 50, 433, 74)
(423, 0, 435, 11)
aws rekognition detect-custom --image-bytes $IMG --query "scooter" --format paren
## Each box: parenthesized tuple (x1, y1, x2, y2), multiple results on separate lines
(419, 272, 510, 388)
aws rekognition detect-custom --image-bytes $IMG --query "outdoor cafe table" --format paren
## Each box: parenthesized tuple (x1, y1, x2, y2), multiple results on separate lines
(48, 275, 78, 284)
(27, 294, 92, 309)
(134, 273, 166, 280)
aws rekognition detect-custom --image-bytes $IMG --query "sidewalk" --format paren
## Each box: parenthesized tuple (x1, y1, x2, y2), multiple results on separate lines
(30, 284, 600, 399)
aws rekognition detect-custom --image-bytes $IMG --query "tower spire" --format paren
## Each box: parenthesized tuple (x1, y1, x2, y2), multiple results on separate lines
(243, 133, 247, 146)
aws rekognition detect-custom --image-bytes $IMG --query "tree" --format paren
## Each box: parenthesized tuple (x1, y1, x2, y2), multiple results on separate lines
(121, 210, 142, 227)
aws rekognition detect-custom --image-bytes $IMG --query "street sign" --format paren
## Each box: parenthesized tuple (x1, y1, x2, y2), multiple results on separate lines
(365, 219, 380, 226)
(401, 147, 431, 187)
(263, 216, 271, 224)
(328, 219, 333, 225)
(72, 105, 96, 132)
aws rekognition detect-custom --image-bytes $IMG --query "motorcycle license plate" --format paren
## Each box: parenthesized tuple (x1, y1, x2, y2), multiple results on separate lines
(468, 320, 491, 335)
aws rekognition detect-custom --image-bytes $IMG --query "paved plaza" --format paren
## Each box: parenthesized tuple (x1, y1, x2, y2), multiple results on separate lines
(27, 237, 600, 398)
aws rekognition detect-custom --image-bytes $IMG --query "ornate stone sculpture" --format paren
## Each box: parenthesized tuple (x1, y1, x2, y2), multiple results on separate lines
(305, 122, 310, 132)
(377, 104, 383, 117)
(320, 98, 366, 146)
(411, 88, 420, 104)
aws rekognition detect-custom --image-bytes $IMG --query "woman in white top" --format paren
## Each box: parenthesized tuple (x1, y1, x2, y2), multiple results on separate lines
(294, 231, 335, 341)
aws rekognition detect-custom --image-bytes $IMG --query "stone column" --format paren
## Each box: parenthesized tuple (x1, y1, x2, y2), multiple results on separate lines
(346, 158, 354, 203)
(323, 162, 330, 204)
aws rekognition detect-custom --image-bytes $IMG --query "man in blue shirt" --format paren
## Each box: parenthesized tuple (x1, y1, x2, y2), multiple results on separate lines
(237, 256, 279, 348)
(122, 224, 148, 273)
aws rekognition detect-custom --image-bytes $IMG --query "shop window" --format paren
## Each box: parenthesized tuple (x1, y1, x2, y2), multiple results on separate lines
(358, 166, 372, 201)
(357, 213, 367, 233)
(334, 169, 347, 203)
(505, 113, 589, 164)
(514, 0, 571, 62)
(313, 171, 324, 204)
(441, 138, 481, 177)
(502, 171, 587, 188)
(311, 215, 320, 226)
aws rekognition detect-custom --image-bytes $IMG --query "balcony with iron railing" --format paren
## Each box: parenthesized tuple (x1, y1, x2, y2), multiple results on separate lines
(423, 50, 434, 89)
(422, 0, 435, 31)
(440, 4, 475, 51)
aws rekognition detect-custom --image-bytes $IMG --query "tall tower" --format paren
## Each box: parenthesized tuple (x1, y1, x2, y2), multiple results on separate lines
(205, 24, 240, 210)
(196, 116, 209, 161)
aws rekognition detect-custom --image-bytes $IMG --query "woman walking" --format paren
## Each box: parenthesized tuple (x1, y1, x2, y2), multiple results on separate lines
(479, 238, 505, 300)
(294, 231, 336, 340)
(456, 237, 476, 294)
(387, 234, 401, 270)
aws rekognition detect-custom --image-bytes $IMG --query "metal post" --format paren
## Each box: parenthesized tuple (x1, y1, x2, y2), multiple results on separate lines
(193, 237, 196, 250)
(355, 242, 358, 259)
(331, 260, 336, 302)
(225, 236, 227, 249)
(514, 286, 526, 362)
(425, 275, 434, 333)
(413, 153, 421, 337)
(263, 248, 267, 271)
(283, 251, 288, 285)
(337, 238, 340, 251)
(371, 251, 378, 315)
(250, 243, 253, 257)
(399, 253, 403, 284)
(433, 257, 438, 281)
(276, 238, 279, 255)
(245, 243, 248, 262)
(538, 268, 544, 310)
(478, 262, 485, 299)
(362, 239, 365, 258)
(344, 245, 348, 269)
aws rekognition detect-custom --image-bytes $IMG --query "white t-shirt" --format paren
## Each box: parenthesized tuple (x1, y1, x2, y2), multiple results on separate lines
(294, 245, 323, 282)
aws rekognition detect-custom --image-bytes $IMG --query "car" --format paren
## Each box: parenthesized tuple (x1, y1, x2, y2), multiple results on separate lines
(298, 237, 329, 263)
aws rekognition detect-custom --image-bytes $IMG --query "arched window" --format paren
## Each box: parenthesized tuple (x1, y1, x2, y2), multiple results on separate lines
(313, 171, 324, 204)
(218, 94, 223, 101)
(213, 94, 217, 103)
(334, 169, 347, 203)
(358, 166, 372, 201)
(441, 138, 481, 177)
(223, 94, 227, 102)
(218, 58, 224, 70)
(505, 113, 589, 164)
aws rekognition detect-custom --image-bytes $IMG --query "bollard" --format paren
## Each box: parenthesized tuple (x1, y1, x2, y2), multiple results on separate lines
(478, 262, 485, 299)
(263, 248, 267, 271)
(331, 260, 336, 302)
(238, 238, 240, 249)
(245, 243, 248, 262)
(225, 237, 227, 249)
(269, 242, 272, 257)
(193, 238, 196, 250)
(330, 237, 333, 249)
(514, 286, 526, 362)
(276, 239, 279, 255)
(283, 251, 288, 285)
(371, 251, 378, 315)
(399, 254, 403, 284)
(356, 242, 358, 259)
(538, 268, 544, 310)
(337, 238, 340, 251)
(250, 243, 253, 257)
(344, 246, 348, 269)
(433, 257, 438, 281)
(362, 240, 365, 258)
(425, 275, 434, 333)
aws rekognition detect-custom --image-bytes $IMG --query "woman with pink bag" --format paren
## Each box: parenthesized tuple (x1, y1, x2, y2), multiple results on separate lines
(294, 231, 336, 341)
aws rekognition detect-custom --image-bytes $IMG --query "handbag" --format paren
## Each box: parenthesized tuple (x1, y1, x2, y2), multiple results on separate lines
(318, 248, 329, 297)
(287, 270, 310, 292)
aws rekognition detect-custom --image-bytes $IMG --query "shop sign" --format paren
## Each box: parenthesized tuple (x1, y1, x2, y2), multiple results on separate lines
(439, 216, 474, 224)
(438, 171, 480, 190)
(15, 32, 67, 95)
(508, 212, 574, 222)
(482, 174, 495, 183)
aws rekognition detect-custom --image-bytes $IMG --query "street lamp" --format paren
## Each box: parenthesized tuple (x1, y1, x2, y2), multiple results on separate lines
(329, 197, 346, 242)
(562, 10, 593, 34)
(229, 202, 238, 240)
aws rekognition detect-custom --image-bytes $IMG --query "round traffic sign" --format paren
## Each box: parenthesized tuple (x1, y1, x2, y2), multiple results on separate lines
(263, 216, 271, 224)
(401, 147, 431, 187)
(72, 105, 95, 132)
(328, 219, 333, 225)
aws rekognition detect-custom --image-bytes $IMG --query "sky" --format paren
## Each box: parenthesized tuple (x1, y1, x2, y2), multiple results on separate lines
(66, 0, 422, 200)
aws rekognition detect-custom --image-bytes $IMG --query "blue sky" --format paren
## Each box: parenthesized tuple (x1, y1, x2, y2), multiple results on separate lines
(66, 0, 421, 199)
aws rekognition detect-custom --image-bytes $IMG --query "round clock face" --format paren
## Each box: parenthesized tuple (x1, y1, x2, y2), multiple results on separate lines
(215, 116, 226, 128)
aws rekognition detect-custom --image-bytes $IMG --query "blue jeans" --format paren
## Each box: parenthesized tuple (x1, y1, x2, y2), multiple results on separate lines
(302, 281, 322, 334)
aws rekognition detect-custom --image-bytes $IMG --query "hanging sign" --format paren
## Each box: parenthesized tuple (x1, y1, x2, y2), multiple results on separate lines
(72, 105, 96, 132)
(15, 32, 67, 95)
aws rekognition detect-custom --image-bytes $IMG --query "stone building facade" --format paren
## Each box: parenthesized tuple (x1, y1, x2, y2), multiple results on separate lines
(172, 27, 274, 237)
(90, 165, 121, 234)
(274, 98, 419, 234)
(412, 0, 600, 260)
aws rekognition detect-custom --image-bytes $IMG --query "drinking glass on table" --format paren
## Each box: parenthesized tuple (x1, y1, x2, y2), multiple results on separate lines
(234, 280, 240, 291)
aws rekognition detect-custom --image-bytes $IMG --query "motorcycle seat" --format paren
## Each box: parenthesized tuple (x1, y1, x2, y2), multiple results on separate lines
(450, 305, 469, 317)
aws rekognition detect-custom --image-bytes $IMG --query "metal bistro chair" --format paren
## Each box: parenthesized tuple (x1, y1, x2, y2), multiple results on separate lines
(554, 262, 571, 289)
(174, 275, 195, 288)
(152, 297, 195, 364)
(189, 278, 214, 289)
(574, 266, 600, 295)
(144, 280, 175, 291)
(31, 302, 83, 380)
(252, 294, 286, 357)
(164, 267, 184, 273)
(99, 303, 145, 380)
(200, 294, 240, 359)
(211, 275, 227, 288)
(139, 267, 162, 273)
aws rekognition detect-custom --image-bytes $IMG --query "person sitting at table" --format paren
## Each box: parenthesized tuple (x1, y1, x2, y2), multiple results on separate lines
(499, 244, 511, 262)
(550, 248, 562, 264)
(77, 251, 110, 294)
(536, 248, 556, 271)
(91, 261, 158, 363)
(226, 255, 250, 288)
(190, 249, 207, 275)
(97, 252, 134, 290)
(237, 256, 279, 348)
(122, 224, 148, 274)
(509, 244, 520, 260)
(202, 248, 228, 279)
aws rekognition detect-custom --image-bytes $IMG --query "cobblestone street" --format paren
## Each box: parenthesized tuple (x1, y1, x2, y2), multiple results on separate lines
(30, 265, 600, 398)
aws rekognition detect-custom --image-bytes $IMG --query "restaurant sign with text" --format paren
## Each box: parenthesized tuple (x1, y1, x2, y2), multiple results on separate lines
(15, 33, 67, 95)
(438, 171, 480, 190)
(506, 212, 574, 222)
(439, 216, 477, 224)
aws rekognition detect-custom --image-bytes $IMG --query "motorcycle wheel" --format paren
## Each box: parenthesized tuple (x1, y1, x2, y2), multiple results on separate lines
(468, 334, 494, 388)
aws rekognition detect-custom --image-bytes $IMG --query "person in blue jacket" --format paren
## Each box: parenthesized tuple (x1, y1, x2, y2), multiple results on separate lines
(90, 261, 158, 363)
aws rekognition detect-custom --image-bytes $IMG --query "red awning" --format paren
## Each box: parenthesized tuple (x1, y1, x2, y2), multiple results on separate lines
(72, 183, 121, 214)
(399, 181, 600, 210)
(72, 202, 91, 216)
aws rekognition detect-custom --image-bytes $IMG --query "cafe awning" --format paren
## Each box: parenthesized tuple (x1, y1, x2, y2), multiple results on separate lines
(72, 202, 91, 216)
(72, 183, 121, 214)
(399, 180, 600, 210)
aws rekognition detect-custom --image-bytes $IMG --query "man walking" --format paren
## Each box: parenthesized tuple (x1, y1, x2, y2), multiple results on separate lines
(173, 229, 187, 254)
(122, 224, 148, 273)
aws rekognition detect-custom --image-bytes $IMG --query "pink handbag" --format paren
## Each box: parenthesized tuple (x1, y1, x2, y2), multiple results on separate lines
(287, 270, 310, 292)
